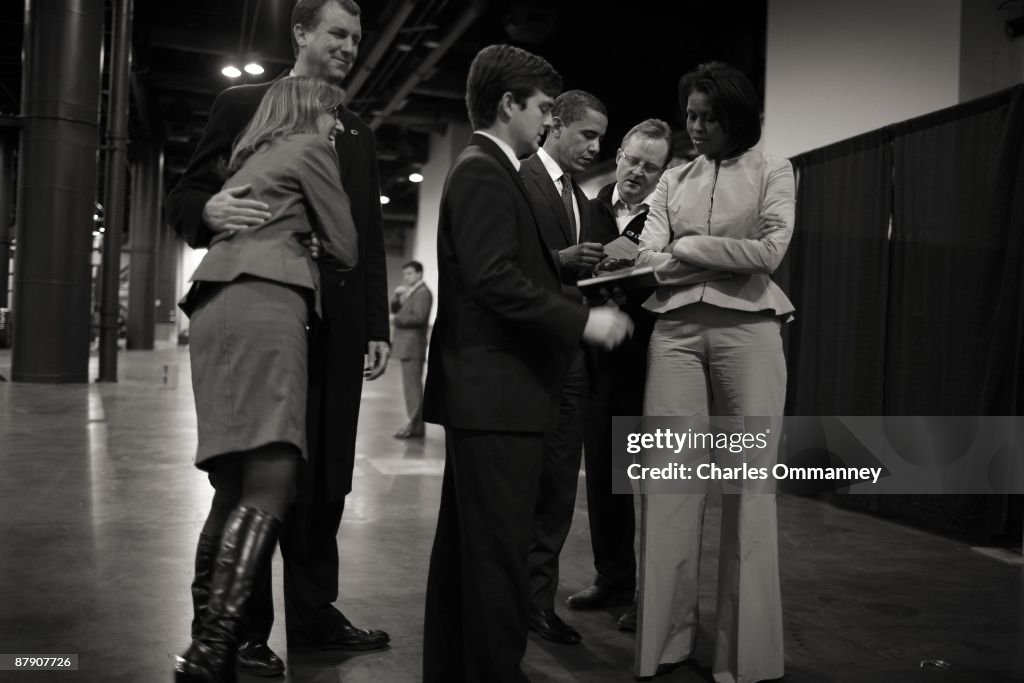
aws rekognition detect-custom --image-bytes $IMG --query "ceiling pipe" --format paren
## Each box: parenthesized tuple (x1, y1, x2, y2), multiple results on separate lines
(344, 0, 418, 102)
(368, 0, 486, 131)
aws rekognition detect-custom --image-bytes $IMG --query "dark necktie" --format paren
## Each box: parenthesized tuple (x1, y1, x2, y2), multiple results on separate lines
(560, 175, 578, 244)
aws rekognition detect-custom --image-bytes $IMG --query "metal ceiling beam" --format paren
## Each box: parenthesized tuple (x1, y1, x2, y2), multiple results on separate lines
(344, 0, 418, 102)
(368, 0, 486, 131)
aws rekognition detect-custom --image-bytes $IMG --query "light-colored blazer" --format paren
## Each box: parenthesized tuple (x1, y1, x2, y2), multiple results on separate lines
(391, 282, 433, 360)
(636, 149, 795, 318)
(182, 133, 358, 314)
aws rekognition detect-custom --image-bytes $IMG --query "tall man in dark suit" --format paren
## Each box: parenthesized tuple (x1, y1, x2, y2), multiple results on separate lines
(421, 45, 632, 683)
(566, 119, 673, 631)
(390, 260, 432, 439)
(166, 0, 391, 675)
(520, 90, 608, 645)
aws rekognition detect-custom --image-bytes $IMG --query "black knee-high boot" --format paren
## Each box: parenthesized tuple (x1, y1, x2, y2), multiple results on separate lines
(176, 506, 281, 683)
(190, 532, 221, 639)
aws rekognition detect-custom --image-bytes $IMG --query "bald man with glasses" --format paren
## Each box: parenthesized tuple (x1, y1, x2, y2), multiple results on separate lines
(569, 119, 673, 629)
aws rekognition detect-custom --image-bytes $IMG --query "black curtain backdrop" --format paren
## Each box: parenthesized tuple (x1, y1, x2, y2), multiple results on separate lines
(885, 88, 1022, 415)
(782, 131, 891, 416)
(979, 87, 1024, 415)
(783, 85, 1024, 541)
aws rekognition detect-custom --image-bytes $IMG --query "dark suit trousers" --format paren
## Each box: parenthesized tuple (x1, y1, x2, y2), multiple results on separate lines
(423, 428, 544, 683)
(245, 316, 362, 641)
(581, 342, 645, 592)
(244, 493, 348, 642)
(527, 347, 588, 609)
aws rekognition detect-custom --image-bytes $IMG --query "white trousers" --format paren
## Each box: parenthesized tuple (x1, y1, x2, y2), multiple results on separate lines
(637, 303, 786, 683)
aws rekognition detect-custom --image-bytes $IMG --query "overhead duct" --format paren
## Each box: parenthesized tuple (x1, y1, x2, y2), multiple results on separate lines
(368, 0, 486, 131)
(344, 0, 418, 102)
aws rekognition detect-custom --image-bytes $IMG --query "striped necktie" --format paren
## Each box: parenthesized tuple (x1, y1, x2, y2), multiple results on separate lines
(560, 174, 578, 244)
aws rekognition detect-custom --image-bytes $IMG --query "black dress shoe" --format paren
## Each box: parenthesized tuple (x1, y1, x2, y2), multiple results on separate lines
(617, 603, 637, 632)
(528, 608, 582, 645)
(236, 641, 284, 677)
(288, 621, 390, 652)
(566, 584, 635, 610)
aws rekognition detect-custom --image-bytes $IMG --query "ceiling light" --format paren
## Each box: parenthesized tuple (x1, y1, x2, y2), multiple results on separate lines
(221, 65, 242, 78)
(423, 39, 440, 49)
(396, 43, 413, 52)
(408, 172, 424, 183)
(380, 195, 391, 205)
(244, 63, 264, 75)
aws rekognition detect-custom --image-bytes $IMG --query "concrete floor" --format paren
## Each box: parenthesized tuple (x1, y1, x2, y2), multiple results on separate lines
(0, 346, 1022, 683)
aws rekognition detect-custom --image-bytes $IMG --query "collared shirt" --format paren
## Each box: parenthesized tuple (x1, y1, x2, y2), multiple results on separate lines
(476, 131, 521, 171)
(537, 147, 580, 241)
(394, 278, 425, 306)
(611, 185, 654, 235)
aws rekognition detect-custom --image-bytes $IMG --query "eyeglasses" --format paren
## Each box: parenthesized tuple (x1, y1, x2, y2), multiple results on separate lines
(620, 153, 664, 175)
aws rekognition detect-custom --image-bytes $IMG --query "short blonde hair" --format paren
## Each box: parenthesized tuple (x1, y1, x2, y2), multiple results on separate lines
(229, 76, 345, 171)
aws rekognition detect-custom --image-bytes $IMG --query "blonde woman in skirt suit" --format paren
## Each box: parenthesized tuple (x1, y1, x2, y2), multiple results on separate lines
(175, 76, 358, 683)
(634, 62, 795, 683)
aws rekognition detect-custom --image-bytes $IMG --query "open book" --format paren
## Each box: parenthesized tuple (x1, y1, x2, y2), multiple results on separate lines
(577, 264, 658, 290)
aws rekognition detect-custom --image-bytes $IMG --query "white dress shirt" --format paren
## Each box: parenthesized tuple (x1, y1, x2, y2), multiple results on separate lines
(537, 147, 579, 242)
(611, 185, 655, 235)
(477, 131, 521, 171)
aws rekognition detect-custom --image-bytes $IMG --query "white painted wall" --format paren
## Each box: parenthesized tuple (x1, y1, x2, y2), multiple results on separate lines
(411, 121, 471, 326)
(959, 0, 1024, 102)
(764, 0, 963, 158)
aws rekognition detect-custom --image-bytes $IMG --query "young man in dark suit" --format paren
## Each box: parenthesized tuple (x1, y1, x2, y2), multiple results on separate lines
(520, 90, 608, 646)
(166, 0, 390, 675)
(567, 119, 672, 630)
(421, 45, 631, 683)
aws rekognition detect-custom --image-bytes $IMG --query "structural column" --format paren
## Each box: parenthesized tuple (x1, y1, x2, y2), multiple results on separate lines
(0, 134, 14, 310)
(12, 0, 104, 383)
(155, 218, 179, 338)
(126, 140, 162, 350)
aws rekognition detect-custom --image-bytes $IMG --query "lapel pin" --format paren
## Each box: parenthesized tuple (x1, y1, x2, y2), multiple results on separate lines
(350, 129, 359, 135)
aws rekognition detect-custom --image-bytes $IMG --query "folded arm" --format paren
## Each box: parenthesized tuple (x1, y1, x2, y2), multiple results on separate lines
(636, 174, 737, 285)
(394, 289, 432, 328)
(670, 160, 795, 274)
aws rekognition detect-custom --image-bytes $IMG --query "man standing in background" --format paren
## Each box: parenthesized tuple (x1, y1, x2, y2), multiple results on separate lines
(391, 261, 432, 439)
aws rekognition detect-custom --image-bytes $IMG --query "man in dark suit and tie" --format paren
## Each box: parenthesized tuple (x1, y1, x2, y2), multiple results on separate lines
(566, 119, 673, 630)
(421, 45, 631, 683)
(519, 90, 608, 645)
(166, 0, 390, 675)
(390, 260, 432, 439)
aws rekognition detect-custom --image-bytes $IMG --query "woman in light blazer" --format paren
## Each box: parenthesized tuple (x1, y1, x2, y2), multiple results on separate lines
(634, 62, 795, 683)
(175, 76, 357, 683)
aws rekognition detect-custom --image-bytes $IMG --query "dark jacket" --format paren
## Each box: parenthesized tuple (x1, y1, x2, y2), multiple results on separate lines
(586, 182, 657, 401)
(166, 78, 389, 500)
(520, 152, 591, 301)
(423, 134, 588, 432)
(390, 283, 432, 360)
